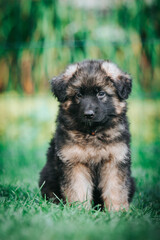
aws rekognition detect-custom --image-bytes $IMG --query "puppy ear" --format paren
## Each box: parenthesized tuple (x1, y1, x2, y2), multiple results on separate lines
(50, 63, 78, 102)
(101, 61, 132, 100)
(113, 74, 132, 100)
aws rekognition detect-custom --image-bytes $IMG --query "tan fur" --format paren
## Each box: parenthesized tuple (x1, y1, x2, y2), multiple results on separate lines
(101, 61, 130, 84)
(63, 63, 78, 81)
(67, 81, 115, 98)
(99, 161, 129, 211)
(58, 129, 128, 165)
(62, 100, 72, 110)
(67, 123, 125, 143)
(61, 163, 93, 205)
(105, 124, 125, 139)
(101, 61, 123, 80)
(103, 82, 115, 95)
(112, 97, 126, 114)
(58, 133, 129, 210)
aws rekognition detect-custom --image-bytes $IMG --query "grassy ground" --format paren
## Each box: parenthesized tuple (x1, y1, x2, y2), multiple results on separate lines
(0, 95, 160, 240)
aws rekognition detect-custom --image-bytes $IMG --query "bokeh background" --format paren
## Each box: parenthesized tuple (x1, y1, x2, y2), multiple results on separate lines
(0, 1, 160, 240)
(0, 0, 160, 96)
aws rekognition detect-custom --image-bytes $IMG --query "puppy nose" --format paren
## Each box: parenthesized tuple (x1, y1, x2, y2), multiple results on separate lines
(84, 110, 94, 119)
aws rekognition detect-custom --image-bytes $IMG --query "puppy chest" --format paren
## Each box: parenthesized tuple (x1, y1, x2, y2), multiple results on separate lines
(58, 142, 128, 164)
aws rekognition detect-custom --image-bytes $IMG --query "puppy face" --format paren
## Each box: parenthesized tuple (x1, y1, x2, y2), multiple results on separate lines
(51, 60, 132, 129)
(67, 83, 116, 127)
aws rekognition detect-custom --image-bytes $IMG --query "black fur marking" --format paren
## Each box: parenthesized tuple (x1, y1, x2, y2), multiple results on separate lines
(111, 75, 132, 100)
(51, 75, 68, 102)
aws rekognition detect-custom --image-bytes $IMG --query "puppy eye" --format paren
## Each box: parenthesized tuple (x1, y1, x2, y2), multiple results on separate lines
(76, 92, 82, 98)
(97, 91, 106, 98)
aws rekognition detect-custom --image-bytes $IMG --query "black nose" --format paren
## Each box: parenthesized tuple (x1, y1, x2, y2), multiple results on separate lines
(84, 110, 94, 119)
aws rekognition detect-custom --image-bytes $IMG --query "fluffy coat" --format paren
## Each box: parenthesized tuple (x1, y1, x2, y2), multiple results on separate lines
(39, 60, 135, 210)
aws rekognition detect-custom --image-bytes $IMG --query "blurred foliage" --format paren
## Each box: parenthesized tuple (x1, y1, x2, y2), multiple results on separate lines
(0, 0, 160, 97)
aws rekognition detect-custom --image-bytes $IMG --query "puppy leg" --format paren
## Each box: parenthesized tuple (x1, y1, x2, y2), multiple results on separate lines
(61, 163, 93, 207)
(99, 161, 129, 211)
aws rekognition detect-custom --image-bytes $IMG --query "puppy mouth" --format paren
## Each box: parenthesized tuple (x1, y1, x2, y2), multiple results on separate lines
(83, 118, 94, 127)
(81, 116, 105, 126)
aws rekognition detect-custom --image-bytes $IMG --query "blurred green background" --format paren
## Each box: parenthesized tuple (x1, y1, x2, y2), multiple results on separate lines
(0, 0, 160, 97)
(0, 1, 160, 240)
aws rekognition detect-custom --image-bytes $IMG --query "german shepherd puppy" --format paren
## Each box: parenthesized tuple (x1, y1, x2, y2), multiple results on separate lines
(39, 60, 135, 211)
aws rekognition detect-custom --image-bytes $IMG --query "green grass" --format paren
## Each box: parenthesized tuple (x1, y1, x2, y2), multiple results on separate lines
(0, 95, 160, 240)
